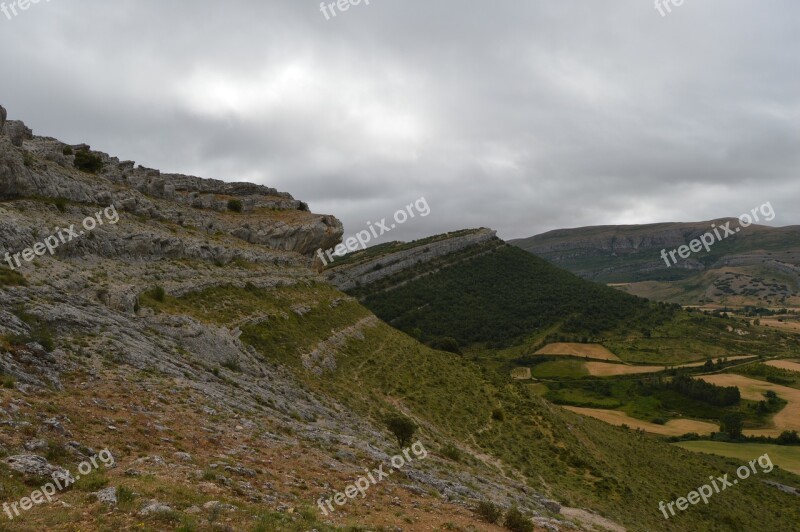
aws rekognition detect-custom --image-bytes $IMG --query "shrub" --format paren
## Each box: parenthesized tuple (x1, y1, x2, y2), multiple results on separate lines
(227, 199, 243, 213)
(62, 146, 74, 156)
(73, 149, 104, 173)
(427, 336, 462, 354)
(151, 286, 166, 303)
(504, 507, 533, 532)
(475, 500, 502, 523)
(440, 443, 462, 462)
(491, 408, 505, 422)
(51, 197, 68, 213)
(385, 414, 416, 447)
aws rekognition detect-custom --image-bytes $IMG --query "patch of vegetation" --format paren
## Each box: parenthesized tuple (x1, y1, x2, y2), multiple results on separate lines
(227, 199, 243, 213)
(385, 413, 416, 447)
(0, 266, 26, 287)
(73, 148, 104, 174)
(503, 506, 533, 532)
(475, 500, 502, 523)
(10, 304, 55, 352)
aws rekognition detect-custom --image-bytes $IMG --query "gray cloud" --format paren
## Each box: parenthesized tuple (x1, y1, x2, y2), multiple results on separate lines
(1, 0, 798, 243)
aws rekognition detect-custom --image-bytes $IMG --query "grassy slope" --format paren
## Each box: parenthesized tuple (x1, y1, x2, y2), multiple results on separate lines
(143, 283, 800, 531)
(352, 242, 800, 364)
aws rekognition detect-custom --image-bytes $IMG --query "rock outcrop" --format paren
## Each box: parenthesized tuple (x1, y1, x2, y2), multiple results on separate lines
(0, 107, 342, 257)
(325, 228, 498, 291)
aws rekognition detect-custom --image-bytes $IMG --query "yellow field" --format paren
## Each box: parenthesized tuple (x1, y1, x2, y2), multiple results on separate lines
(534, 343, 621, 361)
(563, 406, 718, 436)
(582, 356, 755, 377)
(674, 441, 800, 476)
(584, 362, 664, 376)
(765, 359, 800, 373)
(760, 318, 800, 334)
(698, 374, 800, 437)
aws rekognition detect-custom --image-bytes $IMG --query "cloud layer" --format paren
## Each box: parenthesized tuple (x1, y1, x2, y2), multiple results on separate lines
(2, 0, 798, 242)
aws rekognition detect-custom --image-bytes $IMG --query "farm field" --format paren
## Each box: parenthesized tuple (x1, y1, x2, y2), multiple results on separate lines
(760, 318, 800, 334)
(698, 374, 800, 437)
(584, 361, 664, 376)
(563, 406, 719, 436)
(534, 343, 621, 361)
(543, 356, 756, 377)
(673, 441, 800, 476)
(765, 359, 800, 373)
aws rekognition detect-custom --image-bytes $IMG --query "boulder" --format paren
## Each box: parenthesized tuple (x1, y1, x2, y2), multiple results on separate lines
(0, 105, 6, 130)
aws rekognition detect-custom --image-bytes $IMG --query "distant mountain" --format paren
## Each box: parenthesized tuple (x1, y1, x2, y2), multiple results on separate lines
(511, 221, 800, 306)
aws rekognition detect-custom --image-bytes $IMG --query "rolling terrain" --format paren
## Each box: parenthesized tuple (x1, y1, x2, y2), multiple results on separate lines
(1, 110, 799, 531)
(511, 221, 800, 307)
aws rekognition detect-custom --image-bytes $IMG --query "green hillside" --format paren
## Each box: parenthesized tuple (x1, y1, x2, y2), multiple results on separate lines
(142, 281, 800, 531)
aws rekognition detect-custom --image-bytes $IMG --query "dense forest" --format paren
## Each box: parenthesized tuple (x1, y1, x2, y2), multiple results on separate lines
(358, 244, 677, 348)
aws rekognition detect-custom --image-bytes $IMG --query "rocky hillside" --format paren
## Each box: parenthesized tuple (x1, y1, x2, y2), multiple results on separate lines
(512, 221, 800, 306)
(1, 107, 799, 532)
(0, 107, 591, 531)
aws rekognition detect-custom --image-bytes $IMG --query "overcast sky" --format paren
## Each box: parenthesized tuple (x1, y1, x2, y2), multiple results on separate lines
(2, 1, 798, 242)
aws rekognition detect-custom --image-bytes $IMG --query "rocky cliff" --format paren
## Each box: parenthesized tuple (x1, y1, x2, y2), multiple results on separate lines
(325, 228, 498, 292)
(0, 114, 342, 258)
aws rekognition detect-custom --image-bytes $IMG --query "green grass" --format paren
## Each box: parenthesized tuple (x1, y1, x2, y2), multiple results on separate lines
(530, 359, 588, 378)
(141, 276, 800, 531)
(674, 441, 800, 476)
(0, 267, 26, 287)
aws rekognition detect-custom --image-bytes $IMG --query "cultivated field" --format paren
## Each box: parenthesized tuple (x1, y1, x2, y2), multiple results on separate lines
(584, 362, 664, 376)
(563, 406, 718, 436)
(572, 356, 756, 377)
(534, 343, 621, 361)
(765, 359, 800, 373)
(698, 374, 800, 437)
(674, 441, 800, 476)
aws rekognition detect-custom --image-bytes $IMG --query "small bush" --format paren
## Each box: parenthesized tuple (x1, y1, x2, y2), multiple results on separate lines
(73, 149, 104, 174)
(440, 443, 462, 462)
(22, 151, 34, 167)
(504, 507, 533, 532)
(62, 146, 74, 156)
(151, 286, 166, 303)
(385, 414, 416, 447)
(221, 358, 242, 373)
(491, 408, 505, 422)
(475, 500, 502, 523)
(51, 197, 68, 213)
(227, 199, 243, 213)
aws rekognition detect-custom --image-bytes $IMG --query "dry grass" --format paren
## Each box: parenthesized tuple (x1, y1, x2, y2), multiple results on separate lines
(698, 374, 800, 437)
(562, 406, 719, 436)
(533, 343, 621, 361)
(583, 362, 664, 377)
(582, 356, 756, 377)
(765, 359, 800, 373)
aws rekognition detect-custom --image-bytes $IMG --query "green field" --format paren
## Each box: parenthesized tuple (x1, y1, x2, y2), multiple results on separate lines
(530, 359, 588, 378)
(674, 441, 800, 476)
